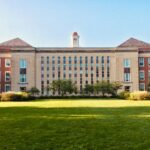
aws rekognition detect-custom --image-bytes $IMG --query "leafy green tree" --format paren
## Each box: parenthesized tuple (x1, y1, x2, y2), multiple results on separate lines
(50, 79, 77, 96)
(84, 84, 94, 95)
(28, 87, 40, 96)
(110, 81, 123, 96)
(45, 85, 51, 95)
(94, 83, 101, 96)
(98, 80, 111, 97)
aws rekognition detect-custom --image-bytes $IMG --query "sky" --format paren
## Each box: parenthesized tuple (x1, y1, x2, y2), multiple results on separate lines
(0, 0, 150, 47)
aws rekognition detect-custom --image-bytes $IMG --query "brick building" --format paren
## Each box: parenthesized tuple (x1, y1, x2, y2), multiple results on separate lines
(0, 32, 150, 94)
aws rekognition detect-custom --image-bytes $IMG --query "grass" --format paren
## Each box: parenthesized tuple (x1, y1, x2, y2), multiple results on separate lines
(1, 99, 150, 149)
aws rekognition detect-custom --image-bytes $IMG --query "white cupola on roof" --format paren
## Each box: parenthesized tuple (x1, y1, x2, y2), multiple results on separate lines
(71, 32, 80, 47)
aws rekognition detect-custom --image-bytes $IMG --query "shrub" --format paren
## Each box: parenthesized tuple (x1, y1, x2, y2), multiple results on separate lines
(0, 94, 2, 101)
(1, 92, 15, 101)
(1, 92, 34, 101)
(129, 91, 150, 100)
(118, 91, 130, 99)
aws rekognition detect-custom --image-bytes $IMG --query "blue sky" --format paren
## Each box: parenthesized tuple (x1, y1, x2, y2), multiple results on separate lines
(0, 0, 150, 47)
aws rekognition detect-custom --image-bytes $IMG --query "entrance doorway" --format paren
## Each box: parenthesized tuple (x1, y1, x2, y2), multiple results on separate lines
(124, 86, 130, 92)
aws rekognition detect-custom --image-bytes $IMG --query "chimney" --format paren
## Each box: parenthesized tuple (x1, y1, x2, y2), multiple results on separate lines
(71, 32, 79, 47)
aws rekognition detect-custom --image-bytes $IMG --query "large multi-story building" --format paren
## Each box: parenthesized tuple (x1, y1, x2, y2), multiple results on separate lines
(0, 32, 150, 94)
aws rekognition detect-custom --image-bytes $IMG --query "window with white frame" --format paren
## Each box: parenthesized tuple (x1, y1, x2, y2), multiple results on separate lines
(20, 74, 27, 83)
(5, 71, 10, 82)
(19, 59, 27, 68)
(148, 58, 150, 66)
(124, 59, 130, 68)
(139, 71, 144, 81)
(124, 73, 131, 82)
(148, 71, 150, 81)
(5, 84, 11, 92)
(5, 59, 11, 67)
(19, 59, 27, 83)
(139, 58, 144, 67)
(139, 83, 145, 91)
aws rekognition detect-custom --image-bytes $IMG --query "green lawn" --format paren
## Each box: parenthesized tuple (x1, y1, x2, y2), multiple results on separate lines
(1, 99, 150, 150)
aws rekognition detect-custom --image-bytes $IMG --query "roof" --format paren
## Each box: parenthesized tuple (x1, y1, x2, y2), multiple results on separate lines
(0, 38, 32, 48)
(118, 38, 150, 48)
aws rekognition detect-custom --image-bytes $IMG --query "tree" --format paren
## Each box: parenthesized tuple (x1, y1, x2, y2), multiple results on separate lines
(94, 83, 100, 96)
(110, 81, 123, 96)
(147, 81, 150, 92)
(45, 85, 51, 95)
(64, 80, 77, 95)
(98, 80, 111, 97)
(28, 87, 40, 96)
(51, 80, 60, 95)
(84, 84, 94, 95)
(50, 79, 77, 96)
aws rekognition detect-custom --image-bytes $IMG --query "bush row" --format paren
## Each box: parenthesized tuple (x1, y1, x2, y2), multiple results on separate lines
(118, 91, 150, 100)
(0, 92, 35, 101)
(38, 95, 113, 99)
(1, 91, 150, 101)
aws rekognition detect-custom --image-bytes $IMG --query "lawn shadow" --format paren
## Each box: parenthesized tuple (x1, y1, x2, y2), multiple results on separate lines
(1, 106, 150, 150)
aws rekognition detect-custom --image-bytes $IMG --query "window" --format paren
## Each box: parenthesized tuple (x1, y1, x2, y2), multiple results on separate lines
(52, 56, 55, 64)
(124, 73, 131, 82)
(63, 73, 66, 79)
(52, 73, 55, 78)
(107, 56, 110, 64)
(20, 74, 27, 83)
(80, 56, 82, 64)
(47, 66, 49, 71)
(139, 83, 145, 91)
(58, 56, 60, 64)
(74, 56, 77, 64)
(96, 56, 99, 64)
(20, 59, 27, 83)
(74, 74, 77, 78)
(5, 59, 11, 67)
(5, 84, 11, 92)
(124, 59, 130, 68)
(85, 56, 88, 64)
(139, 58, 144, 67)
(47, 56, 49, 64)
(149, 71, 150, 81)
(91, 56, 94, 64)
(139, 71, 144, 81)
(5, 72, 10, 82)
(41, 74, 44, 78)
(20, 59, 27, 68)
(69, 74, 72, 78)
(148, 58, 150, 66)
(69, 66, 72, 70)
(41, 66, 44, 71)
(63, 65, 66, 70)
(101, 56, 104, 64)
(69, 57, 72, 64)
(102, 65, 104, 79)
(63, 56, 66, 64)
(41, 56, 44, 64)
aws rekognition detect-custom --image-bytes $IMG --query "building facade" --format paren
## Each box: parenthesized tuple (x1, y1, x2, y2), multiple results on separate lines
(0, 32, 150, 94)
